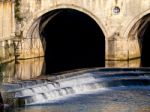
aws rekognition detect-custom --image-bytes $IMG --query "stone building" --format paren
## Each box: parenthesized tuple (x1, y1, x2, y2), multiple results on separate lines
(0, 0, 150, 67)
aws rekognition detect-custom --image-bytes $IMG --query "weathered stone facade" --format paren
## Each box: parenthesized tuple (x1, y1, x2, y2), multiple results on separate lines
(18, 0, 150, 60)
(1, 0, 150, 62)
(0, 1, 15, 63)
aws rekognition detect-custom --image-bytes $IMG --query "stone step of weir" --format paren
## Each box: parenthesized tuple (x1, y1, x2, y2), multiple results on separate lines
(2, 74, 93, 93)
(91, 70, 150, 75)
(91, 72, 150, 79)
(1, 68, 97, 92)
(5, 78, 150, 106)
(3, 82, 60, 98)
(2, 71, 150, 98)
(2, 73, 97, 98)
(47, 71, 150, 86)
(2, 72, 99, 92)
(4, 72, 150, 99)
(95, 68, 150, 72)
(2, 79, 51, 91)
(2, 68, 150, 106)
(3, 79, 150, 105)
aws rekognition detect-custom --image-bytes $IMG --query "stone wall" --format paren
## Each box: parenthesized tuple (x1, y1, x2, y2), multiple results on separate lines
(0, 0, 150, 61)
(0, 1, 15, 63)
(16, 0, 150, 60)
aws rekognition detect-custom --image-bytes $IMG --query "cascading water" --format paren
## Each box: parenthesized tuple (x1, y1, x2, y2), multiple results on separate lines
(1, 68, 150, 106)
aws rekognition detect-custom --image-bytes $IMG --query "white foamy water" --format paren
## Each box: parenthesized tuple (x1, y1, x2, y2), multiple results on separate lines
(3, 69, 150, 106)
(25, 81, 110, 105)
(14, 73, 103, 98)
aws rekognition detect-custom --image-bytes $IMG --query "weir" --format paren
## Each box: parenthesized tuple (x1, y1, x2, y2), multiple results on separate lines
(1, 68, 150, 106)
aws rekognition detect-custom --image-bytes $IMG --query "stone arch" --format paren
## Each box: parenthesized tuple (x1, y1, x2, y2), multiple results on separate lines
(125, 9, 150, 63)
(119, 9, 150, 60)
(21, 5, 106, 74)
(128, 14, 150, 40)
(22, 4, 108, 39)
(128, 13, 150, 66)
(123, 9, 150, 39)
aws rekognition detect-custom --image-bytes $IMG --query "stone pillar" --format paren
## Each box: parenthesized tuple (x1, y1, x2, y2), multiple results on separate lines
(106, 36, 141, 61)
(106, 33, 128, 61)
(128, 39, 141, 59)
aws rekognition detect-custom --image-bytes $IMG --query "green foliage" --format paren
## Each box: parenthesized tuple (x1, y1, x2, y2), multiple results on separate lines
(15, 0, 23, 22)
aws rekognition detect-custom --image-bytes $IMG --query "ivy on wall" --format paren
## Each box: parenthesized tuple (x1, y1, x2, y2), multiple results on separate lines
(15, 0, 23, 22)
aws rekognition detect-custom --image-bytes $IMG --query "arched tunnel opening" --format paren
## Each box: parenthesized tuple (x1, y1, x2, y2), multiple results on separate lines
(140, 15, 150, 67)
(130, 14, 150, 67)
(40, 9, 105, 74)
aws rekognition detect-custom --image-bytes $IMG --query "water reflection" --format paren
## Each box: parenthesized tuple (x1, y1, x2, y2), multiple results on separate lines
(0, 58, 142, 83)
(15, 58, 45, 80)
(1, 57, 45, 83)
(0, 61, 15, 83)
(106, 59, 141, 68)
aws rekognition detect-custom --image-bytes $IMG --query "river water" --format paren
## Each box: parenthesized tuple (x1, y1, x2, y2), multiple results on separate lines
(0, 58, 150, 112)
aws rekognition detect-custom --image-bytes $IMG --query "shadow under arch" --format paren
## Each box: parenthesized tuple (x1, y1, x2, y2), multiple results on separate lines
(39, 8, 105, 74)
(129, 14, 150, 67)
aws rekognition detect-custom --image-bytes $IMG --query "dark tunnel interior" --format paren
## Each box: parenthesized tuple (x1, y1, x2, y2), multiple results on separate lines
(141, 21, 150, 67)
(41, 9, 105, 74)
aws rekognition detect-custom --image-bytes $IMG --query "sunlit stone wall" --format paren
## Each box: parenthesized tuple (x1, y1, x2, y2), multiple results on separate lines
(16, 0, 150, 60)
(0, 1, 15, 63)
(16, 38, 44, 59)
(0, 0, 149, 61)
